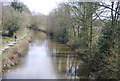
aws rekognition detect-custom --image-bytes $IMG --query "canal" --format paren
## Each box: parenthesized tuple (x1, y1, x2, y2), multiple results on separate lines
(3, 30, 89, 79)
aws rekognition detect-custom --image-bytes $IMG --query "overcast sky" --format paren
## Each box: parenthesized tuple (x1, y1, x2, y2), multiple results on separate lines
(20, 0, 59, 15)
(3, 0, 118, 15)
(3, 0, 60, 15)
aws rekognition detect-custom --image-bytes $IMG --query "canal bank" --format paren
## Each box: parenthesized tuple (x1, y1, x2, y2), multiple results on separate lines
(0, 32, 30, 75)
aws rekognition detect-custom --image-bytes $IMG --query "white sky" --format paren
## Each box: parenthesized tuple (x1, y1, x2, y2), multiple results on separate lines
(4, 0, 60, 15)
(20, 0, 59, 15)
(3, 0, 119, 15)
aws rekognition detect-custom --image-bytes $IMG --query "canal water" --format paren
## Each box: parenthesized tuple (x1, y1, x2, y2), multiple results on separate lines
(2, 30, 89, 79)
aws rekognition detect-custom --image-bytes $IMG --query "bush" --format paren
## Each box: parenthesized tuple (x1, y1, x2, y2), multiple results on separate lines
(7, 19, 20, 37)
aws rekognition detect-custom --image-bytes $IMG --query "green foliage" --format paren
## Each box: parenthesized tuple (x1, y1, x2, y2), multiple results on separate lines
(95, 27, 111, 68)
(55, 27, 68, 43)
(89, 20, 119, 79)
(7, 19, 20, 37)
(47, 1, 119, 79)
(47, 4, 69, 43)
(30, 23, 38, 29)
(49, 23, 68, 43)
(2, 2, 32, 37)
(11, 2, 23, 12)
(29, 14, 46, 29)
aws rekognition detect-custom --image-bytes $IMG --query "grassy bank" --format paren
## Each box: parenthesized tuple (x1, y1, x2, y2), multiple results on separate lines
(0, 32, 30, 75)
(0, 30, 29, 50)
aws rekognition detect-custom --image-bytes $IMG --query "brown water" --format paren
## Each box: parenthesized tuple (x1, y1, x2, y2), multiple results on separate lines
(2, 30, 89, 79)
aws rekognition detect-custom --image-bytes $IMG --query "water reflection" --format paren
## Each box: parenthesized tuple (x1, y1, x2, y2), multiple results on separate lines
(3, 30, 89, 79)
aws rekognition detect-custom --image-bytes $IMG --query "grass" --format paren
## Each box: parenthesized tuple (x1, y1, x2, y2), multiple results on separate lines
(0, 50, 8, 59)
(0, 46, 14, 59)
(0, 44, 3, 50)
(0, 37, 14, 50)
(0, 33, 27, 49)
(0, 33, 27, 58)
(4, 38, 14, 42)
(19, 34, 25, 38)
(0, 29, 29, 59)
